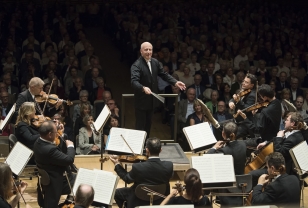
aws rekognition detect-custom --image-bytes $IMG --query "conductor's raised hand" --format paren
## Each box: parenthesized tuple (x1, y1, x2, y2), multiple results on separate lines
(143, 86, 152, 94)
(175, 81, 186, 91)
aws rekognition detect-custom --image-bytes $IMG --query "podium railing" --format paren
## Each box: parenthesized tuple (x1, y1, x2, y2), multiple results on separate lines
(121, 94, 179, 142)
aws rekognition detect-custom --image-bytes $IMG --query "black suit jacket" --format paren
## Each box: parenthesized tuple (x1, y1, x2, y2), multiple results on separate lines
(33, 138, 75, 208)
(188, 84, 205, 99)
(273, 131, 304, 174)
(114, 158, 173, 208)
(131, 57, 177, 110)
(207, 140, 246, 175)
(15, 121, 40, 150)
(252, 173, 300, 207)
(290, 88, 304, 102)
(275, 81, 291, 92)
(1, 103, 13, 116)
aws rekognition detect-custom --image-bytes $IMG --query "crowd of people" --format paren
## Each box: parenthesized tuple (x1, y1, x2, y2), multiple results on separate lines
(0, 0, 308, 207)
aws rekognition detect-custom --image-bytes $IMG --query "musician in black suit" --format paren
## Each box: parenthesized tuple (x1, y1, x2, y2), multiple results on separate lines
(207, 121, 246, 206)
(14, 77, 62, 122)
(109, 137, 173, 208)
(131, 42, 185, 136)
(228, 73, 257, 139)
(33, 121, 75, 208)
(252, 152, 300, 207)
(75, 184, 95, 208)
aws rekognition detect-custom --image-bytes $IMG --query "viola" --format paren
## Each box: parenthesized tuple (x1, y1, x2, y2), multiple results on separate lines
(35, 92, 73, 106)
(233, 101, 269, 119)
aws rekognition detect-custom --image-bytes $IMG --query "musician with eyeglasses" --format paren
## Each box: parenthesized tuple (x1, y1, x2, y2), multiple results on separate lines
(251, 152, 300, 207)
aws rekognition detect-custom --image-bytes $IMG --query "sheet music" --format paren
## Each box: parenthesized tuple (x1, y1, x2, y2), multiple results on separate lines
(291, 141, 308, 173)
(93, 105, 111, 132)
(107, 127, 146, 154)
(0, 104, 15, 131)
(73, 168, 119, 205)
(151, 92, 165, 103)
(183, 122, 217, 150)
(191, 155, 235, 183)
(5, 142, 33, 175)
(137, 206, 194, 208)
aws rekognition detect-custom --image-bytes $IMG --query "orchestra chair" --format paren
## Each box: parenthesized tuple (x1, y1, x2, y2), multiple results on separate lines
(36, 166, 50, 206)
(8, 134, 37, 179)
(135, 184, 166, 206)
(0, 136, 9, 157)
(227, 174, 253, 206)
(69, 100, 81, 118)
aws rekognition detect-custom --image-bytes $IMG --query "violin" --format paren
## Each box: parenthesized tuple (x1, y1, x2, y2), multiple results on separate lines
(31, 115, 51, 128)
(172, 181, 185, 196)
(233, 101, 269, 119)
(35, 92, 73, 106)
(234, 89, 251, 104)
(100, 154, 148, 163)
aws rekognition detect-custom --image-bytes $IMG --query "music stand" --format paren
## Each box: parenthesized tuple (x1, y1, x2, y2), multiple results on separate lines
(0, 104, 15, 135)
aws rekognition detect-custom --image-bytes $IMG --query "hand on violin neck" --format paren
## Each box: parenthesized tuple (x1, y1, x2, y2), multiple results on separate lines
(109, 155, 120, 165)
(258, 174, 269, 185)
(213, 141, 224, 149)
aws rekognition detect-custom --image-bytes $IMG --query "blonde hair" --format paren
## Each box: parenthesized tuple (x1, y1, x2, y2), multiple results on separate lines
(15, 102, 35, 126)
(80, 103, 91, 117)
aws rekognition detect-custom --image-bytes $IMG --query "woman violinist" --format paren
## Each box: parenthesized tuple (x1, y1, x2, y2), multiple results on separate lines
(0, 163, 32, 208)
(15, 102, 40, 151)
(160, 168, 210, 207)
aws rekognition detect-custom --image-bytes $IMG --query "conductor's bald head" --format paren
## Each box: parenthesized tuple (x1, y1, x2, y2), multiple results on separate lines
(140, 42, 153, 61)
(75, 184, 95, 207)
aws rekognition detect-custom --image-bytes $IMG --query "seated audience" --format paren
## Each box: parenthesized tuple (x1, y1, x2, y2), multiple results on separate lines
(178, 88, 196, 130)
(74, 103, 91, 139)
(90, 77, 112, 104)
(213, 101, 233, 123)
(161, 168, 210, 206)
(188, 99, 206, 126)
(223, 67, 236, 87)
(188, 74, 205, 99)
(179, 67, 194, 87)
(78, 115, 101, 155)
(205, 90, 219, 114)
(103, 115, 120, 145)
(69, 77, 86, 101)
(73, 90, 93, 122)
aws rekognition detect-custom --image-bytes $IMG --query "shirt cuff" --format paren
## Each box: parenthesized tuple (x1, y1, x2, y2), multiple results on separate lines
(211, 147, 216, 150)
(67, 145, 74, 148)
(257, 184, 263, 186)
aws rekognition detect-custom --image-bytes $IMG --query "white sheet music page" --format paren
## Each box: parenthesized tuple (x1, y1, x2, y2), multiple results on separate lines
(94, 105, 111, 132)
(291, 141, 308, 173)
(93, 169, 118, 204)
(0, 104, 15, 131)
(191, 155, 235, 183)
(5, 142, 33, 175)
(183, 122, 217, 150)
(107, 127, 146, 154)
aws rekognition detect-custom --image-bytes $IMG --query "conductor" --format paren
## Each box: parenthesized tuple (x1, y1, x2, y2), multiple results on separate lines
(131, 42, 186, 136)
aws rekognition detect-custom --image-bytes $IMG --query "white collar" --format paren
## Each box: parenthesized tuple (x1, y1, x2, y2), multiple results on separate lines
(285, 130, 299, 138)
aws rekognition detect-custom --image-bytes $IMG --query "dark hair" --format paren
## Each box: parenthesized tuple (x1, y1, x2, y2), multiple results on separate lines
(108, 115, 119, 127)
(38, 121, 55, 137)
(145, 137, 161, 155)
(0, 162, 13, 200)
(245, 73, 257, 88)
(75, 184, 95, 207)
(265, 152, 285, 171)
(184, 168, 203, 202)
(223, 121, 237, 140)
(258, 84, 274, 99)
(45, 43, 54, 50)
(287, 112, 304, 125)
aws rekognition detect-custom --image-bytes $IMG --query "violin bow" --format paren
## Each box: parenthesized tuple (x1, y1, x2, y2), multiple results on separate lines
(42, 78, 55, 114)
(12, 177, 27, 205)
(120, 134, 136, 155)
(255, 81, 258, 104)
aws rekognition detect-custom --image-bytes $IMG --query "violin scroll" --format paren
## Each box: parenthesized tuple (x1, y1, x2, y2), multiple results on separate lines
(172, 181, 185, 196)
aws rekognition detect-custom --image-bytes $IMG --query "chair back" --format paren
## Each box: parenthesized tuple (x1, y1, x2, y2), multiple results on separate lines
(37, 167, 50, 186)
(8, 134, 17, 150)
(228, 174, 252, 193)
(135, 184, 166, 202)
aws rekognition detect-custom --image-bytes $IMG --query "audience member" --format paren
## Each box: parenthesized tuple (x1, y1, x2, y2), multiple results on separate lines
(205, 90, 219, 114)
(188, 74, 205, 99)
(74, 103, 91, 139)
(289, 77, 303, 102)
(73, 90, 93, 122)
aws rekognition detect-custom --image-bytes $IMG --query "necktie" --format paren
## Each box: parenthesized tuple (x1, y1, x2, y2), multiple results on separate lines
(196, 86, 200, 98)
(147, 61, 152, 74)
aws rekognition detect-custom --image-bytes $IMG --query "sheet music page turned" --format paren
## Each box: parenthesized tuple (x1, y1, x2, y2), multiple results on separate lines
(94, 105, 111, 132)
(73, 168, 119, 205)
(5, 142, 33, 175)
(183, 122, 217, 150)
(0, 104, 15, 131)
(107, 127, 146, 154)
(291, 141, 308, 174)
(191, 155, 235, 183)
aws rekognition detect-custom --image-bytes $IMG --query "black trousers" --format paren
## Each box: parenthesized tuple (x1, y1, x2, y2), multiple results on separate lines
(135, 108, 153, 138)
